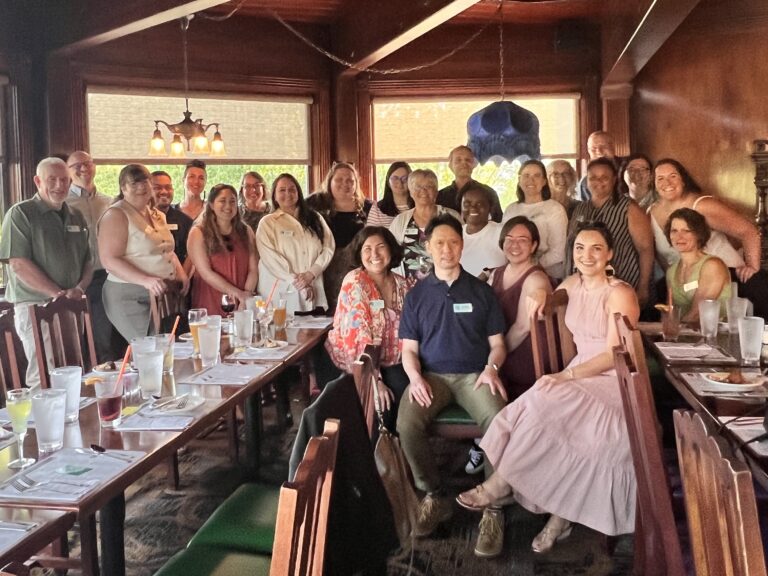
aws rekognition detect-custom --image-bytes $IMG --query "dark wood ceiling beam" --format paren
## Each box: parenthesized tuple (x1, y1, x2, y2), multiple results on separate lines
(602, 0, 702, 87)
(333, 0, 483, 78)
(49, 0, 231, 57)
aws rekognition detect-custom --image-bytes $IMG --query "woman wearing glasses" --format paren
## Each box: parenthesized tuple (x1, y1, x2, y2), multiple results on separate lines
(366, 162, 414, 228)
(619, 153, 655, 209)
(238, 171, 271, 232)
(187, 184, 259, 316)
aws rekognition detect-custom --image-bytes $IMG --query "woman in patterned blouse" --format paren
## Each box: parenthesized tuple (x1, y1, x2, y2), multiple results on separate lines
(325, 226, 411, 428)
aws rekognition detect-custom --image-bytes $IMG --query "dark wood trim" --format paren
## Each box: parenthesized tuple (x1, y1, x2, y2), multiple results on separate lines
(6, 54, 35, 202)
(366, 75, 591, 96)
(356, 79, 373, 198)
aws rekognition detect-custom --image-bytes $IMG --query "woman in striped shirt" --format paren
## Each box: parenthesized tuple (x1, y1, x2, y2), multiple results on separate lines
(366, 161, 414, 228)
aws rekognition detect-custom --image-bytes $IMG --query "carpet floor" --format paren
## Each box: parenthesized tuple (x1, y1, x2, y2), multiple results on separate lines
(56, 390, 634, 576)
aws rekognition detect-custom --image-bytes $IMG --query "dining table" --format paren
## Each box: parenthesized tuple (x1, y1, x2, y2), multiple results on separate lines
(0, 320, 331, 576)
(641, 322, 768, 487)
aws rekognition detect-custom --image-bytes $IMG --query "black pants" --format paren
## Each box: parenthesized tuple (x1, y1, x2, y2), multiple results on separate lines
(733, 268, 768, 320)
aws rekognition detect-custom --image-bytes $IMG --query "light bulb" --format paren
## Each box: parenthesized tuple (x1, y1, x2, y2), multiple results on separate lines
(169, 134, 185, 158)
(148, 128, 167, 156)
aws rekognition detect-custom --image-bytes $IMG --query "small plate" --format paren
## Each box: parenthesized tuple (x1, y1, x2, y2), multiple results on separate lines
(145, 396, 205, 416)
(178, 333, 193, 341)
(701, 372, 766, 391)
(248, 340, 289, 350)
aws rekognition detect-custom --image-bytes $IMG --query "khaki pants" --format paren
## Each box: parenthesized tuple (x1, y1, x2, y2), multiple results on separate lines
(14, 302, 53, 392)
(397, 372, 506, 492)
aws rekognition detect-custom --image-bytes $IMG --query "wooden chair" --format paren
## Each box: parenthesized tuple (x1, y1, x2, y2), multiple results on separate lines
(531, 289, 576, 378)
(674, 410, 767, 576)
(614, 312, 649, 378)
(614, 346, 685, 576)
(29, 295, 97, 389)
(352, 344, 381, 438)
(0, 308, 23, 395)
(150, 280, 186, 334)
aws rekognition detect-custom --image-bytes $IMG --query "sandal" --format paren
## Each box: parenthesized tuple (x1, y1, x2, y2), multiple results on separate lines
(531, 518, 572, 554)
(456, 484, 490, 512)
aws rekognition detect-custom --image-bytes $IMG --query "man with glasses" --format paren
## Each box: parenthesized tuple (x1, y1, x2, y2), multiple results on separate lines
(65, 150, 114, 362)
(0, 158, 92, 390)
(150, 170, 193, 265)
(437, 145, 503, 222)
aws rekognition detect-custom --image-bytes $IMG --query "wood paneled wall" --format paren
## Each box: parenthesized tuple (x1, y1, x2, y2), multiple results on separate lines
(633, 0, 768, 211)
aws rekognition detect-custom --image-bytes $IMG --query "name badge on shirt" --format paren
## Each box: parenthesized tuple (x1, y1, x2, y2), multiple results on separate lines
(281, 230, 294, 237)
(405, 227, 419, 235)
(66, 225, 81, 233)
(683, 280, 699, 292)
(167, 223, 179, 231)
(453, 303, 473, 313)
(370, 299, 385, 312)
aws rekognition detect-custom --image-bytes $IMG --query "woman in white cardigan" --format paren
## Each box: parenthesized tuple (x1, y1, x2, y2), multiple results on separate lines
(256, 174, 335, 313)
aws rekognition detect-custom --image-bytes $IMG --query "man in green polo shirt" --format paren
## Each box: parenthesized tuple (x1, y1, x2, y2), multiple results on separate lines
(0, 157, 92, 390)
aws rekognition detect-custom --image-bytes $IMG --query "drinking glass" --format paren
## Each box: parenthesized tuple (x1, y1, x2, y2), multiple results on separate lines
(130, 336, 156, 368)
(188, 308, 208, 357)
(198, 324, 221, 368)
(698, 299, 720, 341)
(50, 366, 82, 423)
(156, 333, 175, 373)
(661, 306, 681, 342)
(273, 298, 288, 331)
(738, 316, 765, 365)
(94, 375, 124, 428)
(6, 389, 35, 469)
(220, 294, 236, 316)
(726, 297, 749, 334)
(233, 309, 254, 347)
(134, 349, 164, 399)
(31, 389, 67, 453)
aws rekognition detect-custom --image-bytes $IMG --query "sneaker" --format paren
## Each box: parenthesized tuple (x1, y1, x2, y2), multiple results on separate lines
(412, 493, 453, 538)
(465, 444, 485, 475)
(474, 507, 504, 558)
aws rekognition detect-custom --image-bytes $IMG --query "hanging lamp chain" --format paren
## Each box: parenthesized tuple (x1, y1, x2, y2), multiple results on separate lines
(182, 16, 191, 112)
(498, 0, 505, 100)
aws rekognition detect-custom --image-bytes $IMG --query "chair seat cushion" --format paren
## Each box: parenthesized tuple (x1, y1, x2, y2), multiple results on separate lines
(154, 546, 271, 576)
(433, 404, 477, 426)
(188, 483, 279, 554)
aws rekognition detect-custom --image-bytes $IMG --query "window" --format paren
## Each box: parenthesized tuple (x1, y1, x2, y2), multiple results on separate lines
(372, 95, 579, 208)
(87, 88, 311, 198)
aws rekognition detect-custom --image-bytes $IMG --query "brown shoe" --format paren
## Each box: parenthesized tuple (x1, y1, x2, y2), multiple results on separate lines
(474, 507, 504, 558)
(412, 493, 453, 537)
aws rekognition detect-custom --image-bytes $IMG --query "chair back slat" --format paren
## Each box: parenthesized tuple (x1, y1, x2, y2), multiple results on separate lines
(29, 296, 97, 389)
(614, 312, 648, 376)
(614, 346, 685, 576)
(271, 419, 340, 576)
(674, 410, 767, 576)
(150, 280, 186, 334)
(531, 289, 575, 377)
(351, 344, 380, 438)
(0, 309, 23, 395)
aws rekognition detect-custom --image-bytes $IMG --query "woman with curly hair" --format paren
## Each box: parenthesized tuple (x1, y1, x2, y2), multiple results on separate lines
(187, 184, 258, 315)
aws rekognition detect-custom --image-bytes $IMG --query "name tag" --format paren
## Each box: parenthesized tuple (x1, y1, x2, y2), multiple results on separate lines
(683, 280, 699, 292)
(66, 225, 82, 233)
(453, 303, 473, 313)
(405, 227, 419, 235)
(167, 223, 178, 231)
(370, 299, 384, 312)
(281, 230, 294, 237)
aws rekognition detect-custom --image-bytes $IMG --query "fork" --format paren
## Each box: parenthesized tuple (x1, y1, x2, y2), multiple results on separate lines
(174, 396, 189, 410)
(9, 474, 90, 493)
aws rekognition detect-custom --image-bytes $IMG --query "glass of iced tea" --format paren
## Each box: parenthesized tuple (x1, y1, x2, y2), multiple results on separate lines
(188, 308, 208, 357)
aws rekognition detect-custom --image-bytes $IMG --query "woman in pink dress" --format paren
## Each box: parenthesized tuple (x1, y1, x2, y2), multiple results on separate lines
(457, 221, 639, 556)
(187, 184, 258, 315)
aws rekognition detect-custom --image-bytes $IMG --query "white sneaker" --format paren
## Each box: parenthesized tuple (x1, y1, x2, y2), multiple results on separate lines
(465, 444, 485, 475)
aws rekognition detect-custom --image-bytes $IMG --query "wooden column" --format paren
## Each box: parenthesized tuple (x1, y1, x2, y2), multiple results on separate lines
(751, 140, 768, 269)
(600, 82, 633, 157)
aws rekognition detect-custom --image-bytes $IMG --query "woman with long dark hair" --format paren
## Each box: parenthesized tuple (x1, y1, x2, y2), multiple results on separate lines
(187, 183, 258, 315)
(256, 174, 334, 313)
(366, 161, 414, 227)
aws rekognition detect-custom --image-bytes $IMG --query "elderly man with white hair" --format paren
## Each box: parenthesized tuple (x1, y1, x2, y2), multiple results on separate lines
(0, 157, 92, 389)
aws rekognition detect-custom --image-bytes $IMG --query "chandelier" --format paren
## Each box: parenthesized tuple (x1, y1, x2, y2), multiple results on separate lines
(148, 15, 225, 158)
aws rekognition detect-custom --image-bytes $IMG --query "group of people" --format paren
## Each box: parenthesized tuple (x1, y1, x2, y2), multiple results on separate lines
(0, 134, 764, 561)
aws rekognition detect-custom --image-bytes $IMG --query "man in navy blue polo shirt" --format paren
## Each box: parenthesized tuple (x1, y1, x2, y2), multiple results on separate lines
(397, 213, 508, 555)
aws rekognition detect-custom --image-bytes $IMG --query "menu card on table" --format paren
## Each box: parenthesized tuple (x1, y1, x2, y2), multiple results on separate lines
(678, 371, 768, 398)
(637, 322, 700, 337)
(717, 416, 768, 456)
(290, 316, 333, 330)
(655, 342, 737, 364)
(226, 345, 297, 362)
(116, 396, 211, 431)
(0, 520, 40, 555)
(178, 363, 269, 386)
(0, 448, 144, 503)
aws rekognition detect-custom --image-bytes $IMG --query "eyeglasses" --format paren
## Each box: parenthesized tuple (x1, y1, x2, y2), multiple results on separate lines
(389, 175, 409, 184)
(503, 236, 532, 246)
(68, 161, 94, 171)
(243, 184, 265, 191)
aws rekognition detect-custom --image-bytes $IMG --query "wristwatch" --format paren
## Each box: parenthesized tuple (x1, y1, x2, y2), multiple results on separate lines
(487, 363, 499, 372)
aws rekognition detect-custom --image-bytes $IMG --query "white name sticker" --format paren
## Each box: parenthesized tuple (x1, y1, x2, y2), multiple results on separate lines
(405, 227, 419, 235)
(453, 303, 473, 313)
(281, 230, 294, 237)
(66, 225, 81, 233)
(167, 223, 179, 231)
(370, 299, 385, 312)
(683, 280, 699, 292)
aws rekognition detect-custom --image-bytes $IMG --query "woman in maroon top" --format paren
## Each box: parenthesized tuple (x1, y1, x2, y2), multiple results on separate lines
(489, 216, 552, 398)
(187, 184, 258, 315)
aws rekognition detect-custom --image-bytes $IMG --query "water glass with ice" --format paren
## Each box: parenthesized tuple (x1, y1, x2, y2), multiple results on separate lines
(698, 299, 720, 341)
(233, 309, 254, 347)
(198, 324, 221, 368)
(738, 316, 765, 365)
(134, 349, 164, 399)
(156, 333, 175, 373)
(726, 297, 749, 334)
(50, 366, 82, 423)
(94, 375, 124, 428)
(31, 389, 67, 453)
